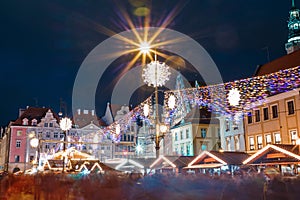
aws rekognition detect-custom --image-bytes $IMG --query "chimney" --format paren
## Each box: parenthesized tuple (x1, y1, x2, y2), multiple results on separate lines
(91, 110, 95, 116)
(19, 108, 26, 117)
(77, 109, 81, 115)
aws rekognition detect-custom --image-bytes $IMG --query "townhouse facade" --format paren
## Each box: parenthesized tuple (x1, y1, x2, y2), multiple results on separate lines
(219, 114, 246, 152)
(244, 89, 300, 152)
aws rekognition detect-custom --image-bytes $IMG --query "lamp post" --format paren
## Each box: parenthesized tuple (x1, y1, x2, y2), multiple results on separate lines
(59, 117, 72, 173)
(142, 54, 171, 158)
(30, 137, 39, 172)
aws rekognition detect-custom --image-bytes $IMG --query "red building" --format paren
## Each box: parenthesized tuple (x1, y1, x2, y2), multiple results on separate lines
(8, 107, 60, 172)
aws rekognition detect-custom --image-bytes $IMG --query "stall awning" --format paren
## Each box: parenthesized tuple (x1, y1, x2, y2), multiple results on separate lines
(184, 163, 224, 169)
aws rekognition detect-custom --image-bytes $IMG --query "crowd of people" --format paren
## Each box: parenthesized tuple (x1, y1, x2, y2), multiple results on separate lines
(0, 171, 300, 199)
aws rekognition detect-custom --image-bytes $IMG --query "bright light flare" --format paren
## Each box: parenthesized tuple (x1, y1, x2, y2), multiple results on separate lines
(139, 41, 151, 54)
(30, 138, 39, 148)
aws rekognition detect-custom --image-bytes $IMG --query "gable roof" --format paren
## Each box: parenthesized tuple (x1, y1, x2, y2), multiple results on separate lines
(150, 156, 196, 169)
(254, 50, 300, 76)
(188, 151, 249, 168)
(69, 159, 115, 171)
(243, 144, 300, 165)
(12, 107, 60, 126)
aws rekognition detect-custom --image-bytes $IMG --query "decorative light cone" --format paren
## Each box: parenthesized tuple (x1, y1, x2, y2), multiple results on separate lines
(142, 61, 171, 87)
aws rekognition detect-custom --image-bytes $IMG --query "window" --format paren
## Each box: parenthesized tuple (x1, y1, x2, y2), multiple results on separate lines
(180, 131, 183, 140)
(226, 137, 231, 151)
(235, 135, 240, 150)
(60, 133, 64, 138)
(186, 129, 189, 139)
(127, 135, 130, 141)
(175, 132, 178, 141)
(290, 130, 298, 144)
(255, 110, 260, 122)
(265, 134, 272, 145)
(49, 123, 53, 127)
(287, 100, 295, 115)
(106, 146, 110, 150)
(225, 120, 230, 131)
(30, 156, 34, 162)
(16, 140, 21, 148)
(45, 143, 50, 149)
(15, 155, 20, 163)
(257, 135, 263, 149)
(44, 123, 48, 127)
(233, 121, 238, 130)
(274, 133, 281, 144)
(217, 128, 221, 139)
(272, 105, 278, 118)
(181, 144, 184, 155)
(247, 112, 253, 124)
(46, 132, 50, 138)
(32, 119, 37, 126)
(263, 107, 269, 120)
(201, 128, 207, 138)
(175, 145, 178, 154)
(249, 137, 255, 150)
(22, 118, 28, 125)
(201, 143, 207, 151)
(17, 130, 22, 136)
(54, 132, 58, 138)
(101, 146, 105, 150)
(186, 143, 190, 155)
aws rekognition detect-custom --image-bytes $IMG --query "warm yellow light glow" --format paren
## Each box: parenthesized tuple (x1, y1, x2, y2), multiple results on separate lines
(150, 155, 176, 168)
(30, 138, 39, 148)
(143, 104, 149, 117)
(116, 124, 121, 135)
(168, 94, 176, 109)
(159, 124, 168, 133)
(139, 41, 151, 54)
(188, 151, 227, 167)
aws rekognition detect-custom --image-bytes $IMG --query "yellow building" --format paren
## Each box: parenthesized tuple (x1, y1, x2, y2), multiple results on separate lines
(244, 88, 300, 152)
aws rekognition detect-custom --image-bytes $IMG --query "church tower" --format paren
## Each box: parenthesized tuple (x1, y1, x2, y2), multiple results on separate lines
(285, 0, 300, 54)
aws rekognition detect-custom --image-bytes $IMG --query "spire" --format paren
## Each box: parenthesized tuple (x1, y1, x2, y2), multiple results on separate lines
(292, 0, 295, 8)
(102, 102, 114, 125)
(285, 0, 300, 54)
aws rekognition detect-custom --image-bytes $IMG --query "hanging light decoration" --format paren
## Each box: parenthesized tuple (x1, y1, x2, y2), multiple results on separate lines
(227, 88, 241, 106)
(103, 66, 300, 143)
(142, 61, 171, 87)
(143, 103, 150, 117)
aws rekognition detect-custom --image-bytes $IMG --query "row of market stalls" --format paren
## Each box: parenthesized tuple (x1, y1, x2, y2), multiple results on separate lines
(39, 144, 300, 176)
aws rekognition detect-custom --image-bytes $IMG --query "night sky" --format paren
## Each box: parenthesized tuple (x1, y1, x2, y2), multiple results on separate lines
(0, 0, 295, 127)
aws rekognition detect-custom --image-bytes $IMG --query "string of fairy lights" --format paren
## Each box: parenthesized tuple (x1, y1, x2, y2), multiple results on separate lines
(101, 65, 300, 142)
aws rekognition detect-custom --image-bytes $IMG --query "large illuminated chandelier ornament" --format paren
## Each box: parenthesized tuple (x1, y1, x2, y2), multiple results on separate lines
(142, 61, 171, 87)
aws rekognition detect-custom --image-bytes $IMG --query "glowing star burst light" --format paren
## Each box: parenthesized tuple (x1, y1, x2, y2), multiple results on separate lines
(139, 41, 150, 54)
(142, 61, 171, 87)
(227, 88, 241, 106)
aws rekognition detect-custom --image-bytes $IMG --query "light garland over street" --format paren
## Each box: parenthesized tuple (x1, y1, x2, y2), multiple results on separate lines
(102, 65, 300, 142)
